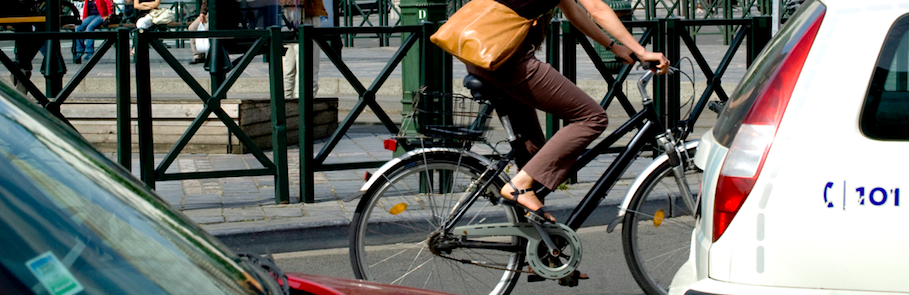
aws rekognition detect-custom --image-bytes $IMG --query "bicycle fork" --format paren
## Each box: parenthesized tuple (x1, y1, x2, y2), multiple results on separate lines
(656, 132, 699, 215)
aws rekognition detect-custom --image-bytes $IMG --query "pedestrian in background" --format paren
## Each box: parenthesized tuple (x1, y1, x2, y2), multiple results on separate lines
(74, 0, 114, 64)
(133, 0, 161, 29)
(188, 0, 208, 64)
(282, 0, 327, 99)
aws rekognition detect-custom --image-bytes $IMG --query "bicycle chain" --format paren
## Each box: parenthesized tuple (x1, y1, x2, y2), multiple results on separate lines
(434, 251, 535, 274)
(428, 231, 533, 274)
(429, 223, 582, 279)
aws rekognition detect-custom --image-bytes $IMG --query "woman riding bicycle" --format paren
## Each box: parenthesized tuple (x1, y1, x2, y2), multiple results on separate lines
(466, 0, 670, 224)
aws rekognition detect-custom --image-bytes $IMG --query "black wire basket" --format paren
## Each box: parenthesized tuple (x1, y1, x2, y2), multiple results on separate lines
(408, 90, 493, 141)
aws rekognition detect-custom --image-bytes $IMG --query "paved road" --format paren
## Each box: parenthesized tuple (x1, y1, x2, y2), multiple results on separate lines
(274, 225, 648, 295)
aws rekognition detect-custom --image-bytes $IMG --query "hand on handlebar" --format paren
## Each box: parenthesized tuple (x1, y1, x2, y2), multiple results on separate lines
(619, 52, 673, 75)
(611, 44, 636, 65)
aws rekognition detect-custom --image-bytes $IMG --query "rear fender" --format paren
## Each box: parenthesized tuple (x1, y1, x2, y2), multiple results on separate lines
(342, 148, 494, 202)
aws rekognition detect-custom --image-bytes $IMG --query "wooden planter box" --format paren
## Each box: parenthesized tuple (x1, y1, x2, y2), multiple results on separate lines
(238, 97, 339, 153)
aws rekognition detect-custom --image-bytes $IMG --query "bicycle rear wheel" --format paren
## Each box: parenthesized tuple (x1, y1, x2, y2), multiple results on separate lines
(349, 152, 524, 295)
(622, 149, 703, 295)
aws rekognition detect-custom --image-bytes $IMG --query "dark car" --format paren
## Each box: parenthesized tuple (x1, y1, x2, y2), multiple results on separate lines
(0, 80, 450, 295)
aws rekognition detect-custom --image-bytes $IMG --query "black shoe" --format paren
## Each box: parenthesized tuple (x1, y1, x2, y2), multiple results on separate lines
(73, 53, 83, 64)
(10, 71, 29, 95)
(189, 54, 205, 64)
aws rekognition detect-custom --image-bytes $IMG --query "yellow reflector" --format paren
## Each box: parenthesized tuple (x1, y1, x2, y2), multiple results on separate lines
(653, 209, 665, 227)
(389, 203, 408, 215)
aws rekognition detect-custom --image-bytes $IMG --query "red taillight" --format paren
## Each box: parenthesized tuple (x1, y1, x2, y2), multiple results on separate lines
(383, 139, 398, 152)
(712, 9, 825, 242)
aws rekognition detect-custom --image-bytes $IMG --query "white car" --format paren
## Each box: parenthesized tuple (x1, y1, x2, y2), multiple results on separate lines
(670, 0, 909, 294)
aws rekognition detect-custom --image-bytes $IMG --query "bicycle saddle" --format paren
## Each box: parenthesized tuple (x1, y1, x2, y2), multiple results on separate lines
(463, 74, 503, 101)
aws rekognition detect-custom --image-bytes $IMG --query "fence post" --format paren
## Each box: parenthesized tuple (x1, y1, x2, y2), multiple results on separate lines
(724, 0, 734, 44)
(269, 26, 291, 204)
(665, 18, 681, 132)
(680, 0, 688, 18)
(42, 0, 66, 100)
(546, 20, 562, 140)
(300, 25, 316, 203)
(116, 28, 132, 169)
(646, 0, 655, 20)
(379, 0, 390, 45)
(654, 18, 667, 128)
(398, 0, 447, 146)
(748, 16, 772, 67)
(134, 30, 156, 190)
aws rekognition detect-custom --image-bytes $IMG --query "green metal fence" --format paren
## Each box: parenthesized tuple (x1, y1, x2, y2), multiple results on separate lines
(0, 2, 770, 204)
(539, 16, 769, 162)
(341, 0, 403, 46)
(133, 28, 293, 203)
(340, 0, 794, 45)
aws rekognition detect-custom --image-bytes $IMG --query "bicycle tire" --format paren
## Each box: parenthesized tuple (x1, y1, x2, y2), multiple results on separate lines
(349, 151, 524, 295)
(622, 146, 702, 295)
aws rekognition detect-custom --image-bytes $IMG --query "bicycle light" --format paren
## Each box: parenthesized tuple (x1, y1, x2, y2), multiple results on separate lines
(383, 139, 398, 152)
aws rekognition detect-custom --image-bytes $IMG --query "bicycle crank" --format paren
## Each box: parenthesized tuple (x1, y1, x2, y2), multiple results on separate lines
(452, 222, 582, 279)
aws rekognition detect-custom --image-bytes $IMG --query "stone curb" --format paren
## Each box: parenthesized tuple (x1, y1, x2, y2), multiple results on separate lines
(208, 193, 626, 253)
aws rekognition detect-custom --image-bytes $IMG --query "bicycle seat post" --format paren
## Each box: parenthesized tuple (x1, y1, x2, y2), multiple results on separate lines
(464, 75, 518, 142)
(498, 112, 518, 142)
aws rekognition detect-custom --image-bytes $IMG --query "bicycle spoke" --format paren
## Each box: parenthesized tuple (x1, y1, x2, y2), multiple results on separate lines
(623, 153, 702, 295)
(625, 209, 695, 228)
(368, 241, 427, 269)
(644, 245, 689, 281)
(351, 156, 522, 295)
(390, 257, 434, 285)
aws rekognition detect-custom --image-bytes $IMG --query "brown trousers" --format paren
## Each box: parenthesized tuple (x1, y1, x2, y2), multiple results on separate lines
(466, 47, 609, 190)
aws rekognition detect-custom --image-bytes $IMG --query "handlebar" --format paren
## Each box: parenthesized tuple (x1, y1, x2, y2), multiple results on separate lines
(638, 70, 655, 104)
(621, 53, 679, 74)
(622, 53, 679, 104)
(627, 53, 657, 72)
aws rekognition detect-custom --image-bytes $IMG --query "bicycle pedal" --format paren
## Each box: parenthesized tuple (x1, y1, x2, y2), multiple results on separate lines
(557, 270, 588, 287)
(525, 210, 552, 225)
(499, 197, 553, 225)
(486, 194, 499, 205)
(527, 274, 546, 282)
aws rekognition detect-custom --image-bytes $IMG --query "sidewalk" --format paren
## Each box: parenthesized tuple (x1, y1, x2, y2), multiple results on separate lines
(155, 137, 657, 254)
(7, 27, 750, 253)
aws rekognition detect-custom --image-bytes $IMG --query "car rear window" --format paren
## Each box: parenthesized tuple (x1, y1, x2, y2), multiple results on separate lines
(712, 0, 825, 146)
(861, 15, 909, 139)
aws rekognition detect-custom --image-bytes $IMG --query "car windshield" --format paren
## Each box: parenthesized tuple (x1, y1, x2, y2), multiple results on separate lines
(0, 83, 269, 294)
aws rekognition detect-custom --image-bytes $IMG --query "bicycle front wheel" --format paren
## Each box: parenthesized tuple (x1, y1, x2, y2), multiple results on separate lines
(349, 152, 524, 295)
(622, 150, 703, 295)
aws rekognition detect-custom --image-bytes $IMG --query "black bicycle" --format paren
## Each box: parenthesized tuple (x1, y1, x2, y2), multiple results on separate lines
(349, 60, 712, 295)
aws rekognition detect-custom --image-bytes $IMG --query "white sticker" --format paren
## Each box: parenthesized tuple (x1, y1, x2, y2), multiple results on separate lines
(25, 252, 84, 295)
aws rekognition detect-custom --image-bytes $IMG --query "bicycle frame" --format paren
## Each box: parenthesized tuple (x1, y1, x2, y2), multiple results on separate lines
(349, 65, 716, 294)
(440, 71, 669, 234)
